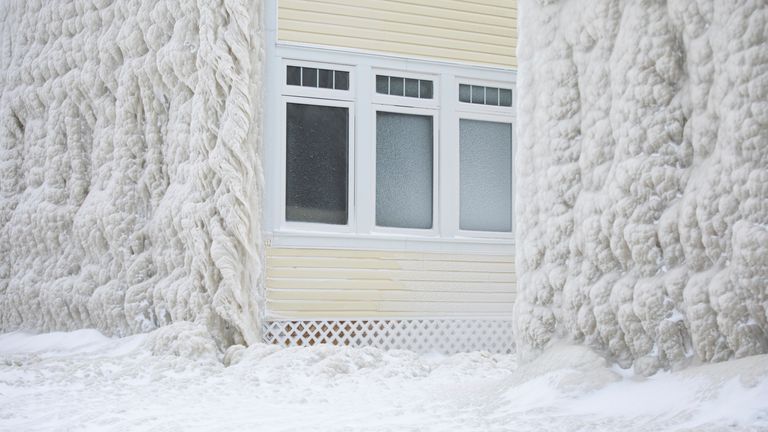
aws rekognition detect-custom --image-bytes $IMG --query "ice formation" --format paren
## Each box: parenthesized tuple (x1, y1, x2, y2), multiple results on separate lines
(0, 0, 265, 346)
(515, 0, 768, 374)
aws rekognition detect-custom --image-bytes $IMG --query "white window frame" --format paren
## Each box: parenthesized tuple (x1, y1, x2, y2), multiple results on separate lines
(263, 37, 517, 252)
(453, 110, 515, 240)
(368, 104, 441, 237)
(278, 95, 356, 234)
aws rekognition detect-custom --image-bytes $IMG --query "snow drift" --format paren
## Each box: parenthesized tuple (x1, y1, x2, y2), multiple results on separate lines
(0, 0, 264, 346)
(515, 0, 768, 374)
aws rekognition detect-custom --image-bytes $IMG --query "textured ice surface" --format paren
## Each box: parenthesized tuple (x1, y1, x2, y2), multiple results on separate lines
(516, 0, 768, 374)
(2, 329, 767, 431)
(0, 0, 264, 346)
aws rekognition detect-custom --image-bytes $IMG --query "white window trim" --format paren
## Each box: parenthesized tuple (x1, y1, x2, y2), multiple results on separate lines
(278, 96, 356, 235)
(368, 104, 441, 237)
(453, 110, 515, 240)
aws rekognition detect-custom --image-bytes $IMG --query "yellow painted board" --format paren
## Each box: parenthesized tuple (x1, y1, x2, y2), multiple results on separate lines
(266, 310, 513, 319)
(281, 0, 515, 27)
(278, 0, 517, 68)
(267, 247, 515, 263)
(281, 10, 514, 47)
(280, 2, 516, 36)
(281, 20, 510, 57)
(267, 299, 514, 313)
(267, 256, 515, 273)
(267, 288, 516, 303)
(278, 30, 514, 67)
(267, 267, 516, 283)
(266, 277, 515, 293)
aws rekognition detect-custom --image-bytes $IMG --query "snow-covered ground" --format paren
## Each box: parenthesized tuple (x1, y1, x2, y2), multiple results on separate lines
(1, 328, 767, 431)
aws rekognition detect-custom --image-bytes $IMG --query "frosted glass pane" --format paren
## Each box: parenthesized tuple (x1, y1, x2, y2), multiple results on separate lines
(419, 80, 433, 99)
(471, 86, 485, 104)
(500, 89, 512, 106)
(460, 119, 512, 232)
(318, 69, 333, 88)
(390, 77, 404, 96)
(459, 84, 471, 102)
(286, 103, 348, 225)
(376, 112, 433, 229)
(376, 75, 388, 94)
(405, 78, 419, 97)
(287, 66, 300, 85)
(334, 71, 349, 90)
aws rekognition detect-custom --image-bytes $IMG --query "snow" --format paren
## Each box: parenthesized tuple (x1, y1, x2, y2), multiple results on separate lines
(0, 0, 264, 346)
(2, 328, 767, 431)
(515, 0, 768, 374)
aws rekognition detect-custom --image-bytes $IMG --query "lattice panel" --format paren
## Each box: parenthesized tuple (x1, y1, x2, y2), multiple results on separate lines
(263, 319, 515, 354)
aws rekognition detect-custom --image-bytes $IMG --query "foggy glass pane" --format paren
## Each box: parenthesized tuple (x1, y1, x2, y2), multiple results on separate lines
(334, 71, 349, 90)
(376, 112, 433, 229)
(500, 88, 512, 106)
(405, 78, 419, 97)
(459, 84, 471, 102)
(286, 103, 348, 225)
(471, 85, 485, 104)
(486, 87, 499, 105)
(287, 66, 301, 86)
(460, 119, 512, 232)
(319, 69, 333, 88)
(390, 77, 404, 96)
(376, 75, 388, 94)
(420, 80, 433, 99)
(302, 68, 317, 87)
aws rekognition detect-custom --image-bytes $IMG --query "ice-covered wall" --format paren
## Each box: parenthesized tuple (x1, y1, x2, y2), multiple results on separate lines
(0, 0, 264, 346)
(515, 0, 768, 374)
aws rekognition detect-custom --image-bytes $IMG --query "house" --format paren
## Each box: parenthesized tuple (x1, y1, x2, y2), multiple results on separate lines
(260, 0, 518, 353)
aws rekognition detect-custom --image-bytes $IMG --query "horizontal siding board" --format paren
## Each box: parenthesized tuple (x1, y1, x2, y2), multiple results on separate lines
(281, 9, 514, 47)
(267, 247, 515, 263)
(267, 289, 516, 303)
(267, 300, 514, 313)
(280, 2, 516, 37)
(267, 267, 516, 283)
(267, 278, 515, 293)
(279, 20, 513, 57)
(268, 256, 515, 273)
(278, 0, 517, 68)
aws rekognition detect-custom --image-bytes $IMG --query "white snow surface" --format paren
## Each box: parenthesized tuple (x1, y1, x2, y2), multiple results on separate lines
(1, 326, 767, 431)
(516, 0, 768, 374)
(0, 0, 264, 346)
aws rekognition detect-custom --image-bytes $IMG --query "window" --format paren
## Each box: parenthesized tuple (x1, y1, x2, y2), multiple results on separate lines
(285, 102, 349, 225)
(269, 58, 514, 246)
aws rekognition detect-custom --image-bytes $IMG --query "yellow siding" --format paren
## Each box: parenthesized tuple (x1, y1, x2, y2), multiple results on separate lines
(265, 247, 516, 319)
(278, 0, 517, 68)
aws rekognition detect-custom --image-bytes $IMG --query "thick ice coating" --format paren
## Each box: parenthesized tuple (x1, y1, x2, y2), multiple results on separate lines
(515, 0, 768, 374)
(0, 0, 264, 346)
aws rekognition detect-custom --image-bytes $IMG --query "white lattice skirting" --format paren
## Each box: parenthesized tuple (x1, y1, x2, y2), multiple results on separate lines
(263, 319, 515, 354)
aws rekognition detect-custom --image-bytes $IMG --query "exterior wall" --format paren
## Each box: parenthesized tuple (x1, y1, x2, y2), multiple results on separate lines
(516, 0, 768, 374)
(266, 247, 515, 319)
(0, 0, 265, 345)
(277, 0, 517, 68)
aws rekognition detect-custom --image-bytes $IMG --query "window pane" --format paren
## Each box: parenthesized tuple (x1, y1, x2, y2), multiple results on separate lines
(500, 88, 513, 106)
(459, 84, 471, 103)
(376, 75, 388, 94)
(420, 80, 433, 99)
(460, 119, 512, 232)
(318, 69, 333, 88)
(287, 66, 301, 86)
(302, 67, 317, 87)
(376, 112, 433, 229)
(486, 87, 499, 105)
(390, 77, 404, 96)
(471, 85, 485, 104)
(404, 78, 419, 97)
(334, 71, 349, 90)
(286, 103, 349, 225)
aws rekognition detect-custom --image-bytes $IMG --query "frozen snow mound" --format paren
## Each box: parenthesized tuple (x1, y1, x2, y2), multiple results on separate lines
(515, 0, 768, 374)
(0, 0, 264, 346)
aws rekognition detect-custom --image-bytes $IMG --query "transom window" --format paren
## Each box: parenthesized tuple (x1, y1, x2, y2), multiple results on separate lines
(459, 84, 512, 107)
